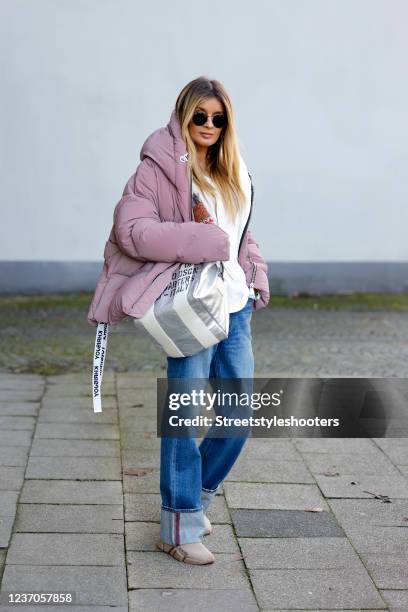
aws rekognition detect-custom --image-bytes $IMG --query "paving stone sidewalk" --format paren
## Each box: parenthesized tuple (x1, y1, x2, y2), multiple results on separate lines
(0, 369, 407, 611)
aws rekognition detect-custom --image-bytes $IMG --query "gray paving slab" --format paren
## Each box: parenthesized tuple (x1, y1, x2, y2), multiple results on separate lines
(380, 588, 408, 610)
(249, 567, 386, 609)
(204, 493, 231, 524)
(0, 550, 5, 584)
(198, 523, 241, 552)
(0, 416, 35, 430)
(38, 407, 118, 424)
(20, 480, 122, 504)
(14, 504, 123, 533)
(0, 492, 19, 516)
(41, 397, 117, 410)
(34, 423, 119, 440)
(117, 386, 158, 395)
(123, 470, 160, 494)
(118, 388, 157, 401)
(231, 509, 345, 538)
(294, 437, 378, 454)
(47, 373, 115, 384)
(120, 405, 158, 419)
(328, 497, 408, 528)
(0, 375, 44, 389)
(226, 457, 314, 483)
(30, 438, 120, 457)
(0, 467, 25, 490)
(346, 526, 408, 555)
(398, 464, 408, 478)
(44, 385, 115, 397)
(0, 431, 32, 446)
(0, 403, 39, 416)
(119, 417, 157, 433)
(127, 551, 250, 589)
(313, 471, 408, 498)
(0, 391, 43, 402)
(224, 482, 330, 511)
(0, 516, 14, 548)
(0, 446, 29, 467)
(238, 536, 365, 570)
(117, 389, 158, 406)
(374, 438, 408, 465)
(124, 493, 161, 522)
(122, 449, 160, 469)
(125, 521, 162, 551)
(129, 588, 259, 612)
(301, 450, 397, 474)
(25, 456, 122, 480)
(119, 387, 156, 400)
(243, 438, 302, 461)
(0, 565, 127, 606)
(358, 552, 408, 589)
(121, 437, 161, 452)
(120, 430, 158, 449)
(6, 533, 125, 566)
(126, 521, 239, 553)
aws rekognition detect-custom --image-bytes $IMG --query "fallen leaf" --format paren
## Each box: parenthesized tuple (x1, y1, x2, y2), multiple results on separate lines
(321, 470, 340, 477)
(124, 467, 153, 477)
(363, 490, 392, 503)
(304, 506, 324, 512)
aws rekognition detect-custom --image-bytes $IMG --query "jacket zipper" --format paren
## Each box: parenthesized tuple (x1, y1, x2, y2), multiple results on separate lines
(238, 171, 257, 293)
(238, 171, 254, 258)
(189, 166, 193, 221)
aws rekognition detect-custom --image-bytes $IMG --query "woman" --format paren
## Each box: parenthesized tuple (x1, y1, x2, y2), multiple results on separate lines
(87, 76, 270, 565)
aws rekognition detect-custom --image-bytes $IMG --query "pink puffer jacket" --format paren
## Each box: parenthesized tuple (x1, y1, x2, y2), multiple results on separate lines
(87, 108, 270, 327)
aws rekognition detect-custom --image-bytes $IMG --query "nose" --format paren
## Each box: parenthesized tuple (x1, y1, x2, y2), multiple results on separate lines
(204, 116, 215, 127)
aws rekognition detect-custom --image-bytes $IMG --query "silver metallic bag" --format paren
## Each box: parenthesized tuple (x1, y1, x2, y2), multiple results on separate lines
(91, 261, 228, 413)
(133, 260, 229, 358)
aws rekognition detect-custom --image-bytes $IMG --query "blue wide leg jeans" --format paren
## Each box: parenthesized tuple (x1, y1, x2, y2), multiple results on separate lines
(160, 296, 255, 545)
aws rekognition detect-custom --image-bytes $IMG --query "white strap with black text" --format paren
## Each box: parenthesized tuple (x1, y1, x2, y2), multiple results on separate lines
(92, 322, 109, 413)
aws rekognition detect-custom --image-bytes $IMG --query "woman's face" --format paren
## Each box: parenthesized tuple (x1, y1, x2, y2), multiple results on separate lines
(188, 97, 225, 150)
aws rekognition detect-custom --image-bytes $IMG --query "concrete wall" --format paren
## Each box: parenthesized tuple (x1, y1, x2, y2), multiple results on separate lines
(1, 0, 407, 292)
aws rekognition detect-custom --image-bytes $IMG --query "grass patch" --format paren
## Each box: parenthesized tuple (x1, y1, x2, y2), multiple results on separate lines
(0, 292, 92, 310)
(270, 291, 408, 311)
(0, 290, 407, 375)
(1, 291, 408, 312)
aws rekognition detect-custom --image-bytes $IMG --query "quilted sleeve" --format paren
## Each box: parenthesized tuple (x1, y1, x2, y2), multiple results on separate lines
(246, 228, 270, 309)
(113, 158, 230, 264)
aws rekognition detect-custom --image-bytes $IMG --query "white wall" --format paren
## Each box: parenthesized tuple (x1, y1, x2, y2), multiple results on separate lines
(1, 0, 407, 262)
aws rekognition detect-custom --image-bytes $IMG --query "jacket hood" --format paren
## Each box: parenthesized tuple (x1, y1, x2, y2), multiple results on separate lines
(139, 108, 187, 191)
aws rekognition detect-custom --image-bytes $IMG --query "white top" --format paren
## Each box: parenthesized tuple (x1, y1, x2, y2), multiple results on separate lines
(192, 156, 255, 313)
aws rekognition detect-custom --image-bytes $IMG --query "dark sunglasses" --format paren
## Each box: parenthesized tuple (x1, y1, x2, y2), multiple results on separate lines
(192, 111, 227, 129)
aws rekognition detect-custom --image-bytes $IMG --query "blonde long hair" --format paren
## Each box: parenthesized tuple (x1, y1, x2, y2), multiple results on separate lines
(175, 76, 246, 221)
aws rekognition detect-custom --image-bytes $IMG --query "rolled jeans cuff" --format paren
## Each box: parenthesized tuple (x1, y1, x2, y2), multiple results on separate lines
(201, 486, 219, 512)
(160, 506, 206, 545)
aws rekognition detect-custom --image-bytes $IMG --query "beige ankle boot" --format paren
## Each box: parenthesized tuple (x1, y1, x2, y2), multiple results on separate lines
(156, 540, 215, 565)
(203, 514, 213, 536)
